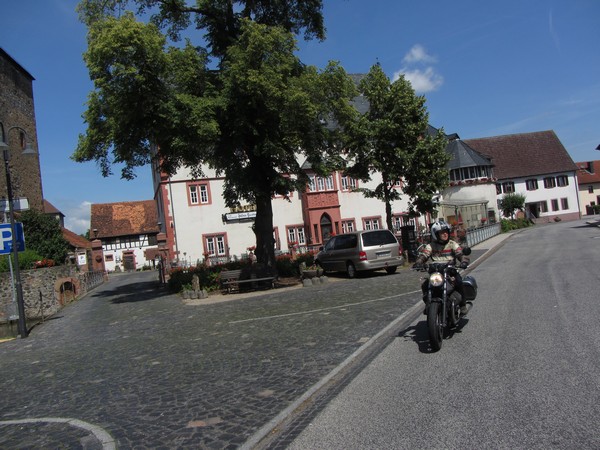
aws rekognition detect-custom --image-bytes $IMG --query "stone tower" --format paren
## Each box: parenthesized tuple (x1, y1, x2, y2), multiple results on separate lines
(0, 47, 44, 215)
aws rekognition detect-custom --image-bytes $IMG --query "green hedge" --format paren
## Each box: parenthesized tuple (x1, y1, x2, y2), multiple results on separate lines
(501, 218, 534, 232)
(0, 249, 45, 273)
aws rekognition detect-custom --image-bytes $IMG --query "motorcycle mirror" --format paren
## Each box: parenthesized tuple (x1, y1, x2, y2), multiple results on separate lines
(462, 247, 472, 256)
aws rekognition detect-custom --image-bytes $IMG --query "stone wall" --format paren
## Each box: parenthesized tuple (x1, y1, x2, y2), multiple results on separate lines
(0, 266, 106, 322)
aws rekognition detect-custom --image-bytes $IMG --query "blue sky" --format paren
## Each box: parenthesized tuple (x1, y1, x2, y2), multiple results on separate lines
(2, 0, 599, 234)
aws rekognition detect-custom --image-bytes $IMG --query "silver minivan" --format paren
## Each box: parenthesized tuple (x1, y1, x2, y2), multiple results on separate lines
(315, 229, 404, 278)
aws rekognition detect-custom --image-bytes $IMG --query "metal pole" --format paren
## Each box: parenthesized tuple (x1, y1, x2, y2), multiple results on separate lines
(3, 149, 28, 338)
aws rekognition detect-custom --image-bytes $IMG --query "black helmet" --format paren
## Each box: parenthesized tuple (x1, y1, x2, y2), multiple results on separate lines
(431, 220, 451, 245)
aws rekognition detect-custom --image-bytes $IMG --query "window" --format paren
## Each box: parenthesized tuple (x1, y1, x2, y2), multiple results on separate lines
(539, 201, 548, 213)
(496, 183, 502, 195)
(188, 182, 211, 205)
(341, 220, 355, 233)
(340, 176, 358, 191)
(105, 254, 114, 262)
(287, 226, 306, 246)
(502, 182, 515, 193)
(556, 175, 569, 187)
(317, 177, 325, 191)
(561, 198, 569, 210)
(204, 234, 226, 256)
(544, 177, 556, 189)
(325, 175, 334, 190)
(526, 179, 538, 191)
(363, 217, 381, 230)
(308, 176, 316, 192)
(588, 185, 594, 194)
(551, 199, 559, 211)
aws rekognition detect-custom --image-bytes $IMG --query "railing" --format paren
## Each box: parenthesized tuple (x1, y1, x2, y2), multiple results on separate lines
(79, 271, 106, 293)
(465, 223, 501, 247)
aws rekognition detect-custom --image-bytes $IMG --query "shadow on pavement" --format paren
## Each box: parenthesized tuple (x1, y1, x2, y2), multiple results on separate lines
(397, 316, 471, 354)
(90, 280, 168, 304)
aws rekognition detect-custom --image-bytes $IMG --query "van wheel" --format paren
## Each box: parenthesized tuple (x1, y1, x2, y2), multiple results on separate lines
(385, 266, 397, 274)
(346, 262, 356, 278)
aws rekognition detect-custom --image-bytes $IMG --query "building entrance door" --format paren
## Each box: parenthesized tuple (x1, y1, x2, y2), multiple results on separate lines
(123, 251, 135, 271)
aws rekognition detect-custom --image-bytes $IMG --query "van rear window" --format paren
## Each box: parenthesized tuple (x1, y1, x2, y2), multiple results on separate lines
(361, 230, 396, 246)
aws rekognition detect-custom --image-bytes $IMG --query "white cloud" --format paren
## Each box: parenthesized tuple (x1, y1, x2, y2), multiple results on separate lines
(63, 201, 92, 235)
(393, 45, 444, 94)
(393, 67, 444, 93)
(402, 44, 437, 64)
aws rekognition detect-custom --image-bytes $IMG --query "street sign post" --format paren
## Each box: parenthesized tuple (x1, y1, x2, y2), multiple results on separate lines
(0, 222, 25, 254)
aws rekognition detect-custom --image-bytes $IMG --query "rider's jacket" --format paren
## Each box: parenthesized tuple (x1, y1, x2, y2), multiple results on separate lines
(416, 240, 468, 264)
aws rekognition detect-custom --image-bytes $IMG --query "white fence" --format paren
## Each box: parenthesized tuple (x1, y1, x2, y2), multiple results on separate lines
(466, 223, 501, 247)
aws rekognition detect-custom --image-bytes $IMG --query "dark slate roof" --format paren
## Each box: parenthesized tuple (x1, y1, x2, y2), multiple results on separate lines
(445, 139, 493, 170)
(576, 160, 600, 184)
(465, 130, 577, 180)
(90, 200, 159, 239)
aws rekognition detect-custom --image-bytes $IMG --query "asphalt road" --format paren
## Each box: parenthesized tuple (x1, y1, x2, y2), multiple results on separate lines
(286, 219, 600, 449)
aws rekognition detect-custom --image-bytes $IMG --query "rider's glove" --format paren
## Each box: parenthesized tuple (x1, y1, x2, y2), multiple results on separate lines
(460, 261, 469, 269)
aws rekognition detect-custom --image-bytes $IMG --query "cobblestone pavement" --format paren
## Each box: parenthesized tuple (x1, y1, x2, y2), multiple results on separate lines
(0, 243, 498, 449)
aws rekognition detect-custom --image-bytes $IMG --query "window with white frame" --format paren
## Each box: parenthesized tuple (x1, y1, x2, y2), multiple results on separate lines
(341, 220, 355, 233)
(188, 182, 210, 205)
(205, 234, 226, 256)
(340, 175, 358, 191)
(551, 199, 559, 211)
(363, 218, 381, 230)
(539, 201, 548, 213)
(561, 198, 569, 210)
(287, 226, 306, 246)
(308, 174, 335, 192)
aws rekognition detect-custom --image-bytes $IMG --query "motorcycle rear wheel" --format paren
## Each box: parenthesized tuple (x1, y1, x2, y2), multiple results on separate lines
(427, 301, 443, 351)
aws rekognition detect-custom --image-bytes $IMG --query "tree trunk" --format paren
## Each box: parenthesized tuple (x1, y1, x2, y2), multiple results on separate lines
(384, 187, 394, 231)
(254, 194, 276, 269)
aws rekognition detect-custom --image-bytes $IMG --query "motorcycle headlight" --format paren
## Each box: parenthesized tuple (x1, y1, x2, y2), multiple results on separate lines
(429, 272, 444, 287)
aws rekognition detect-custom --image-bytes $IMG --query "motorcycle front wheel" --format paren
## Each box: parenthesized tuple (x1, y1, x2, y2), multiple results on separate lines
(427, 301, 444, 351)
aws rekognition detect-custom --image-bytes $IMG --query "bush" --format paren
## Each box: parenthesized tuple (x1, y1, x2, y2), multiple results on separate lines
(501, 218, 534, 232)
(0, 249, 45, 272)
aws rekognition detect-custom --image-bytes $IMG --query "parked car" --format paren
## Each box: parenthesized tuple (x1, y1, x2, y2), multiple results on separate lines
(315, 229, 404, 278)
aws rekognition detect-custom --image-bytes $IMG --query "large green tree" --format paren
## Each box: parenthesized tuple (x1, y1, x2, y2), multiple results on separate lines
(344, 64, 449, 230)
(19, 209, 69, 264)
(74, 1, 356, 268)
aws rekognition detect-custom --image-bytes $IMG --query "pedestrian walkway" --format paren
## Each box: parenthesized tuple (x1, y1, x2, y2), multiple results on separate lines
(0, 231, 515, 449)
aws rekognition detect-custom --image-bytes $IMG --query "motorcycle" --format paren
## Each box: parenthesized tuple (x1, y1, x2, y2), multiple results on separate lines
(415, 248, 478, 351)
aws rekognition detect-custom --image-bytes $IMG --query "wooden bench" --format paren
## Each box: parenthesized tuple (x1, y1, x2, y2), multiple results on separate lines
(219, 269, 276, 294)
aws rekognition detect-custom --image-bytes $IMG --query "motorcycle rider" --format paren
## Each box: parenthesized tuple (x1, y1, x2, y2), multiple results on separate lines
(413, 220, 470, 315)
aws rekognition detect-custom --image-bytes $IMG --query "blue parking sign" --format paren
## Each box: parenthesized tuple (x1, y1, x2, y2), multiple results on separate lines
(0, 223, 26, 254)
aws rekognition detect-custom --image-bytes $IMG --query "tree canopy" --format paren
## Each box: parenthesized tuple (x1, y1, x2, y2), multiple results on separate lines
(344, 64, 450, 230)
(500, 192, 526, 219)
(74, 0, 356, 267)
(20, 209, 69, 264)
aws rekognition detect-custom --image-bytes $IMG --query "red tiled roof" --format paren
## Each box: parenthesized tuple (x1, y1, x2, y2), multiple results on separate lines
(43, 199, 63, 216)
(62, 227, 91, 249)
(90, 200, 159, 239)
(576, 160, 600, 184)
(465, 130, 577, 180)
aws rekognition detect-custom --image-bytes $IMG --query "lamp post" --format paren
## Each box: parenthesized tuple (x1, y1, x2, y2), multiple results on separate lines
(1, 126, 36, 338)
